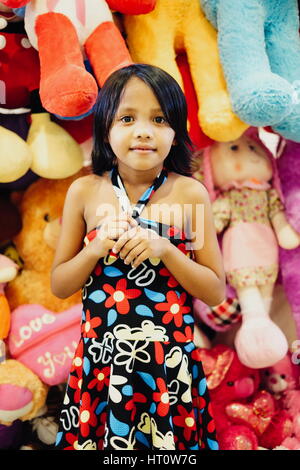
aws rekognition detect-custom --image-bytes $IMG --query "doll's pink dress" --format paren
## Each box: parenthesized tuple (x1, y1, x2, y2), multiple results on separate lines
(212, 181, 284, 288)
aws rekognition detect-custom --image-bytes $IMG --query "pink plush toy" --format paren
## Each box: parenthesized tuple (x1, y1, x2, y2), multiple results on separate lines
(201, 128, 300, 368)
(261, 352, 300, 450)
(196, 344, 292, 450)
(277, 140, 300, 340)
(1, 0, 156, 117)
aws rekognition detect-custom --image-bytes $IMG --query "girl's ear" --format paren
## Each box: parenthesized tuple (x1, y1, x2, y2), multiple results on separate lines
(172, 138, 177, 146)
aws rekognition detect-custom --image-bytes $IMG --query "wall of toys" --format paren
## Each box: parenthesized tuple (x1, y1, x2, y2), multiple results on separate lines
(0, 0, 300, 451)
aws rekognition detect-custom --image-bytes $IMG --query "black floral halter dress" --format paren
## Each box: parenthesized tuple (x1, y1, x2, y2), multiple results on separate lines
(55, 168, 218, 451)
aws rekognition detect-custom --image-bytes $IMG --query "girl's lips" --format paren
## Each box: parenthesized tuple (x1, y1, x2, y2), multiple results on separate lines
(130, 148, 156, 152)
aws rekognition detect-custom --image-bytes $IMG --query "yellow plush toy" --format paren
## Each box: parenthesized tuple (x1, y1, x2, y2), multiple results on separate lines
(123, 0, 248, 142)
(5, 168, 89, 312)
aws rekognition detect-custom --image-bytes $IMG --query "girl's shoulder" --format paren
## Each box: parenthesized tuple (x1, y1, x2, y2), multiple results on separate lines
(169, 173, 209, 204)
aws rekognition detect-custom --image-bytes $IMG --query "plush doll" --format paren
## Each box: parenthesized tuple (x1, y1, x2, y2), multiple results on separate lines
(202, 128, 300, 368)
(0, 359, 48, 426)
(123, 0, 248, 143)
(200, 0, 300, 142)
(5, 169, 89, 312)
(196, 345, 293, 449)
(261, 353, 300, 450)
(1, 0, 156, 118)
(0, 4, 84, 183)
(276, 140, 300, 340)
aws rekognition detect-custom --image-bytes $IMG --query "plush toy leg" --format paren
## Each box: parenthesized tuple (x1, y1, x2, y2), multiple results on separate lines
(36, 12, 98, 117)
(235, 285, 288, 368)
(184, 14, 248, 142)
(216, 0, 294, 127)
(124, 15, 183, 89)
(84, 22, 132, 87)
(267, 2, 300, 141)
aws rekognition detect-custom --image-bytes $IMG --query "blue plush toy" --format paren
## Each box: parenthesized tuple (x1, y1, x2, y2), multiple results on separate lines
(200, 0, 300, 142)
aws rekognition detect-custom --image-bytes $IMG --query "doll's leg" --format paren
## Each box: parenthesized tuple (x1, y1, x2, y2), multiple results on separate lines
(259, 283, 274, 315)
(234, 285, 288, 368)
(215, 0, 294, 126)
(84, 21, 132, 87)
(36, 12, 98, 117)
(266, 2, 300, 141)
(184, 9, 248, 142)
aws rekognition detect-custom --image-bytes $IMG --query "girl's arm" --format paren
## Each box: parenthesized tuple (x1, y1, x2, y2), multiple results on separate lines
(160, 181, 226, 306)
(51, 178, 100, 299)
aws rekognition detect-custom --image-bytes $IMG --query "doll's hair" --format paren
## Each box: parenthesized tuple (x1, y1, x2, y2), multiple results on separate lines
(91, 64, 194, 177)
(203, 127, 284, 202)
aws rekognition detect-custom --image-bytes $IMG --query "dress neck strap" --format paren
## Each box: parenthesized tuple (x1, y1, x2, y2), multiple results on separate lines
(111, 167, 168, 221)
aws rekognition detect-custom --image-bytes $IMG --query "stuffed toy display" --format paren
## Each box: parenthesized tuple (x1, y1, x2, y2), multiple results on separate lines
(124, 0, 248, 143)
(5, 170, 89, 312)
(0, 4, 84, 183)
(200, 0, 300, 142)
(1, 0, 156, 118)
(197, 345, 293, 450)
(202, 128, 300, 368)
(276, 140, 300, 340)
(261, 353, 300, 449)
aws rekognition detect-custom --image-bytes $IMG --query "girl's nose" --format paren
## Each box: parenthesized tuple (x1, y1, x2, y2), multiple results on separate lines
(133, 124, 153, 139)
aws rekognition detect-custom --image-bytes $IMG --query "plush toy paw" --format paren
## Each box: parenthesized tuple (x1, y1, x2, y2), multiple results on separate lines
(40, 64, 98, 117)
(198, 89, 248, 141)
(234, 315, 288, 368)
(218, 425, 258, 450)
(230, 72, 294, 127)
(272, 105, 300, 142)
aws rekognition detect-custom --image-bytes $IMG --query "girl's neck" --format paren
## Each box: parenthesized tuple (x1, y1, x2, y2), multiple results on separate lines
(116, 163, 164, 187)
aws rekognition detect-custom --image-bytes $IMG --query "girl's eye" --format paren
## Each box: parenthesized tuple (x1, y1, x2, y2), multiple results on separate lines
(154, 116, 166, 124)
(121, 116, 133, 123)
(230, 145, 239, 151)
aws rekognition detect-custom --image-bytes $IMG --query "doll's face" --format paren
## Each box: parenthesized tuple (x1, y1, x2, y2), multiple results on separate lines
(211, 136, 273, 188)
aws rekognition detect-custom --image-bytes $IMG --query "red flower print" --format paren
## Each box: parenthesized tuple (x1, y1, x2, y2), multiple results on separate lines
(167, 226, 186, 241)
(81, 309, 102, 338)
(96, 411, 107, 447)
(79, 392, 99, 438)
(70, 338, 84, 373)
(173, 405, 197, 441)
(68, 372, 83, 403)
(173, 326, 193, 343)
(156, 291, 190, 327)
(65, 432, 78, 450)
(125, 393, 147, 421)
(103, 278, 141, 314)
(153, 378, 170, 417)
(88, 366, 110, 392)
(159, 267, 179, 288)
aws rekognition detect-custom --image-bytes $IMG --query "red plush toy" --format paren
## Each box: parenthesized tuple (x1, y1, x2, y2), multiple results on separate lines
(196, 345, 293, 449)
(261, 352, 300, 450)
(1, 0, 156, 117)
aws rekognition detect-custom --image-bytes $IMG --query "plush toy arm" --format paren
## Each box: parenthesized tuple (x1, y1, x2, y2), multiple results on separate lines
(0, 0, 30, 7)
(106, 0, 156, 15)
(268, 188, 300, 249)
(212, 193, 231, 233)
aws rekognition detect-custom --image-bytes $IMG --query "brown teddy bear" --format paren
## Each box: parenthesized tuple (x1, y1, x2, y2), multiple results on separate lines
(6, 168, 89, 312)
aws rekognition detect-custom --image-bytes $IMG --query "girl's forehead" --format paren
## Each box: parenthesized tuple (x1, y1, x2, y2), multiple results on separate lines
(118, 77, 162, 109)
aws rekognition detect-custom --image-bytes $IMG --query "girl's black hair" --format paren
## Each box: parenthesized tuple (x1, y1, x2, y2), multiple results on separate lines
(91, 64, 194, 177)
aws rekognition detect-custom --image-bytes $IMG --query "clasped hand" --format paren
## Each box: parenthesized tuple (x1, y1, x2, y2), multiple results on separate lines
(112, 222, 170, 268)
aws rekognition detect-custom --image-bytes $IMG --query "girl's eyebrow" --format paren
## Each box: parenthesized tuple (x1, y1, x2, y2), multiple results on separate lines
(117, 106, 163, 113)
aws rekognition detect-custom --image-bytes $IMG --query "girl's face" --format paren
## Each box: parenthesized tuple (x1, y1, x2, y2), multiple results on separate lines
(108, 77, 176, 173)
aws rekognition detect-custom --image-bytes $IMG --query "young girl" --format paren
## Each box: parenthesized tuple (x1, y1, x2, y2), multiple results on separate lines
(52, 64, 225, 451)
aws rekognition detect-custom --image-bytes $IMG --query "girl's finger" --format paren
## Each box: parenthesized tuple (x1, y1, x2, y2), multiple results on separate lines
(123, 242, 147, 265)
(131, 249, 149, 268)
(112, 226, 139, 253)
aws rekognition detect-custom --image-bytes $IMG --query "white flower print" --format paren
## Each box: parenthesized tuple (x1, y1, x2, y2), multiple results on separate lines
(114, 340, 150, 373)
(108, 364, 128, 403)
(88, 333, 114, 364)
(82, 275, 93, 300)
(110, 427, 136, 450)
(113, 321, 168, 342)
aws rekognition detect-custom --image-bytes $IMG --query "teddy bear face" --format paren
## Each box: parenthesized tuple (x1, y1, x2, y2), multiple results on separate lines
(211, 135, 273, 188)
